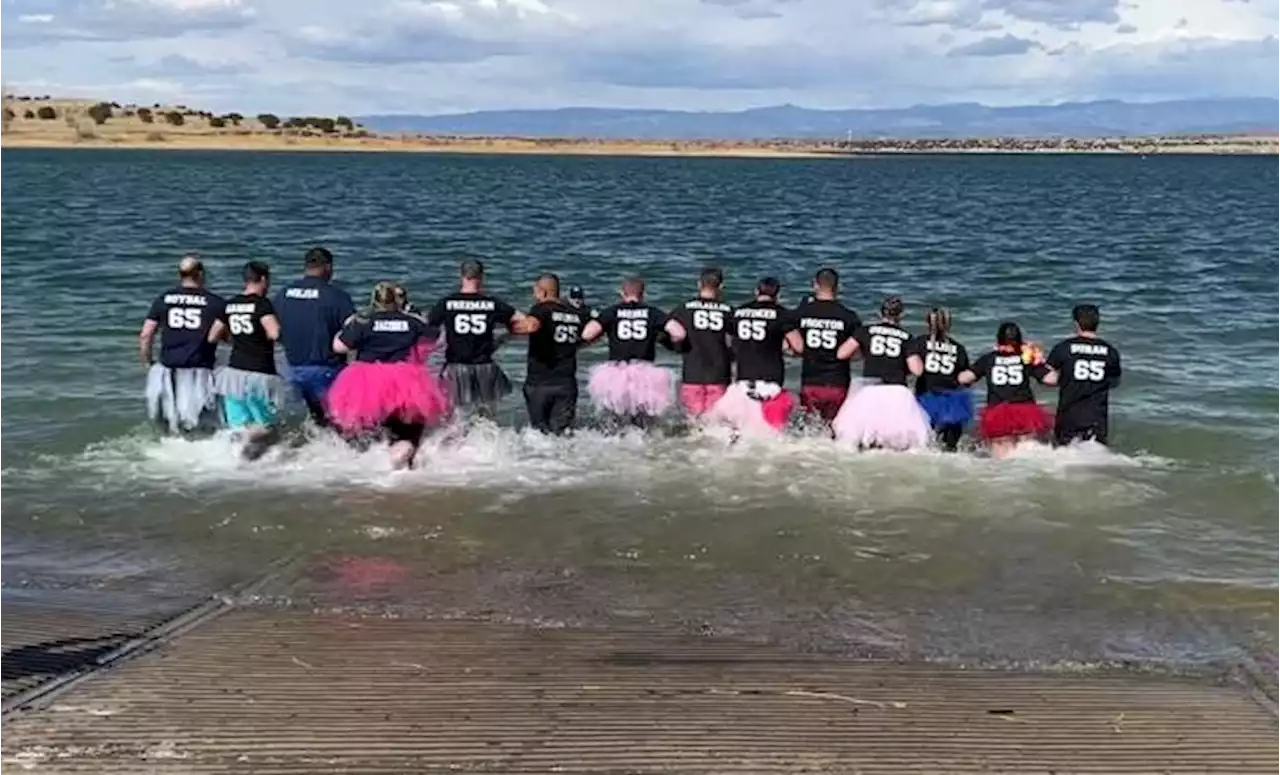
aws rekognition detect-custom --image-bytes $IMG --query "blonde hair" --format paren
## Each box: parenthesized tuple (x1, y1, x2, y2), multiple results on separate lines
(370, 281, 400, 312)
(926, 307, 952, 343)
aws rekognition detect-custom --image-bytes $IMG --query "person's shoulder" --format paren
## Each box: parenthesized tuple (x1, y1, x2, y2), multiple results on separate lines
(204, 288, 226, 302)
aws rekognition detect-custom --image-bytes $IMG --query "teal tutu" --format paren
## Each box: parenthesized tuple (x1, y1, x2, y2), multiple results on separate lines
(917, 389, 974, 427)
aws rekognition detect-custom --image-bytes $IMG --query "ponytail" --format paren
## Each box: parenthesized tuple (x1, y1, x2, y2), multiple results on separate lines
(370, 281, 400, 312)
(880, 295, 904, 323)
(926, 307, 951, 343)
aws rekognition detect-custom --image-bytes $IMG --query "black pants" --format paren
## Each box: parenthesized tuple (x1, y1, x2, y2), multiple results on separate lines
(524, 382, 578, 435)
(1054, 422, 1108, 446)
(936, 424, 964, 452)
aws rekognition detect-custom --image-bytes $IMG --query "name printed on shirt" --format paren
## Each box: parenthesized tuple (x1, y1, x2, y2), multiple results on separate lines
(736, 307, 778, 320)
(446, 299, 497, 312)
(284, 287, 320, 300)
(225, 302, 257, 315)
(615, 308, 650, 319)
(373, 319, 411, 333)
(164, 293, 209, 306)
(1071, 343, 1109, 356)
(550, 311, 582, 324)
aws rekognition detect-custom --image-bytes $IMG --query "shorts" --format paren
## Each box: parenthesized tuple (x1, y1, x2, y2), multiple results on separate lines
(222, 393, 278, 429)
(799, 384, 848, 423)
(441, 362, 512, 409)
(524, 382, 578, 435)
(679, 383, 728, 417)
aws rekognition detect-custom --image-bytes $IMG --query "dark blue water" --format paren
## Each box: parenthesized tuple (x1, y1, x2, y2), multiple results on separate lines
(2, 149, 1276, 671)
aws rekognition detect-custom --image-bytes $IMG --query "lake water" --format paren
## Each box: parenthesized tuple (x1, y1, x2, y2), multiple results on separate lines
(1, 149, 1276, 674)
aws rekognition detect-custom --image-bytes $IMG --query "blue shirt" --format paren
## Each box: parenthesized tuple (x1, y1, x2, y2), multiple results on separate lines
(273, 276, 356, 367)
(146, 286, 225, 369)
(338, 311, 429, 363)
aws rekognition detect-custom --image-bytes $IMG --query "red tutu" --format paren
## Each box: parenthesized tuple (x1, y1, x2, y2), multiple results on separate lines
(326, 349, 452, 434)
(978, 401, 1052, 440)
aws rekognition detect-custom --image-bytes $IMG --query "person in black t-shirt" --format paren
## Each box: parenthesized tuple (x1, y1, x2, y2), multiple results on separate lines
(207, 261, 285, 457)
(426, 259, 539, 418)
(1042, 304, 1123, 446)
(140, 255, 225, 434)
(783, 268, 862, 425)
(704, 277, 797, 436)
(905, 307, 973, 451)
(524, 273, 590, 435)
(580, 276, 674, 429)
(328, 282, 451, 469)
(958, 320, 1053, 458)
(832, 296, 932, 450)
(663, 267, 734, 418)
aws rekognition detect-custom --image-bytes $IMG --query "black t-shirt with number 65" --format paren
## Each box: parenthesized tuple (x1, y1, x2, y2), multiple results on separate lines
(854, 321, 913, 385)
(789, 298, 861, 387)
(731, 299, 792, 385)
(525, 300, 591, 386)
(597, 301, 666, 362)
(220, 293, 277, 374)
(905, 334, 970, 394)
(668, 298, 734, 385)
(427, 292, 518, 365)
(146, 285, 225, 369)
(970, 350, 1050, 406)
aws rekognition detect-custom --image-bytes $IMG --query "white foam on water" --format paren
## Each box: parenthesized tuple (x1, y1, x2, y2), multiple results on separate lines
(39, 421, 1176, 519)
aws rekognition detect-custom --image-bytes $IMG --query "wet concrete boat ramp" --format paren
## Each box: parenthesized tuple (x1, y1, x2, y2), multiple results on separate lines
(2, 578, 1276, 773)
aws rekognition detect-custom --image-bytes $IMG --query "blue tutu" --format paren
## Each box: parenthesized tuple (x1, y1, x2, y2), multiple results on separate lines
(917, 389, 974, 427)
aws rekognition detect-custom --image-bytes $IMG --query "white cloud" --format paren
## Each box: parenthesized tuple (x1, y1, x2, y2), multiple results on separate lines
(0, 0, 1274, 114)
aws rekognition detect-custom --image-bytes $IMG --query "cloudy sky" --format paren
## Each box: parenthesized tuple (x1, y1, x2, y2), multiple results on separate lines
(2, 0, 1276, 115)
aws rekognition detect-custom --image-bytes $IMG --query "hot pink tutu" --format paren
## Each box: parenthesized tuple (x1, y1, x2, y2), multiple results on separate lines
(832, 383, 931, 450)
(587, 361, 673, 416)
(326, 347, 451, 433)
(706, 381, 794, 436)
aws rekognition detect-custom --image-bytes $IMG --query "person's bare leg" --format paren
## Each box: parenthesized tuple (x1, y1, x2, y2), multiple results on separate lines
(990, 437, 1015, 459)
(388, 441, 416, 470)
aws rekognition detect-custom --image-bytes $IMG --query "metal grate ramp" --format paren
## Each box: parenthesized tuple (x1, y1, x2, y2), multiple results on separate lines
(2, 609, 1275, 773)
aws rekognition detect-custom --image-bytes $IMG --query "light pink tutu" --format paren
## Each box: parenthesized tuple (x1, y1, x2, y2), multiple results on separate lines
(326, 343, 452, 433)
(832, 383, 931, 450)
(587, 361, 673, 416)
(706, 381, 794, 437)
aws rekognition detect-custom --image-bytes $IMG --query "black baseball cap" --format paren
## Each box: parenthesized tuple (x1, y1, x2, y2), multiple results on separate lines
(756, 276, 781, 297)
(568, 285, 585, 299)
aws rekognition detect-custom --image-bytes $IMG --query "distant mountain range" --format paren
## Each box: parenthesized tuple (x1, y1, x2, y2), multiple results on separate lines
(358, 98, 1278, 140)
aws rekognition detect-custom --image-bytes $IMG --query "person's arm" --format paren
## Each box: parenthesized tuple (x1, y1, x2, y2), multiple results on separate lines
(335, 289, 357, 329)
(957, 352, 985, 386)
(664, 318, 687, 343)
(509, 309, 540, 336)
(907, 354, 924, 377)
(207, 318, 228, 344)
(784, 329, 804, 355)
(580, 318, 604, 344)
(332, 318, 364, 356)
(139, 319, 159, 366)
(957, 369, 977, 386)
(261, 314, 281, 342)
(837, 334, 860, 362)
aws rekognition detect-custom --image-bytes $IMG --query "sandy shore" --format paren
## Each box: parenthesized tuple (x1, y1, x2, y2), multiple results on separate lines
(3, 97, 1276, 157)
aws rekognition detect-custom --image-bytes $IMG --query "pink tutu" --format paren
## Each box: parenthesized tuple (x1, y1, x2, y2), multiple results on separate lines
(326, 353, 452, 434)
(832, 383, 931, 450)
(706, 381, 795, 437)
(587, 361, 673, 416)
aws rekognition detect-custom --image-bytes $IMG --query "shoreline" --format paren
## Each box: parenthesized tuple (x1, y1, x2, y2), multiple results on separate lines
(3, 133, 1276, 157)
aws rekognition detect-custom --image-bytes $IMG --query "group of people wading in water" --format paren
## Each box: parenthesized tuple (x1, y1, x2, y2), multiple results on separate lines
(140, 248, 1123, 468)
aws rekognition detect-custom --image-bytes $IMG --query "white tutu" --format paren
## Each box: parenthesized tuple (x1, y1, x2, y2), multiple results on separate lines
(146, 364, 216, 433)
(705, 381, 795, 437)
(587, 361, 673, 416)
(832, 383, 932, 450)
(213, 366, 287, 405)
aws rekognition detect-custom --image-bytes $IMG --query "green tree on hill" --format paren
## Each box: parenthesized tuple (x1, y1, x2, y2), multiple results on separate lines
(257, 113, 280, 129)
(137, 107, 154, 124)
(225, 112, 243, 125)
(87, 102, 114, 125)
(164, 110, 184, 126)
(209, 116, 226, 128)
(308, 116, 337, 133)
(23, 109, 35, 119)
(336, 116, 354, 131)
(36, 106, 56, 120)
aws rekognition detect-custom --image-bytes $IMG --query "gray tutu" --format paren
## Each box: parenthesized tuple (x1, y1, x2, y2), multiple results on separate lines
(441, 362, 512, 408)
(146, 364, 216, 433)
(213, 366, 287, 405)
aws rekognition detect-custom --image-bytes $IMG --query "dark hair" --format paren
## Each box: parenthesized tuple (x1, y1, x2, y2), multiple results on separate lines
(756, 276, 781, 298)
(622, 275, 645, 297)
(568, 285, 584, 300)
(304, 247, 333, 268)
(926, 307, 951, 342)
(243, 260, 270, 283)
(699, 267, 724, 289)
(1073, 304, 1100, 332)
(460, 260, 485, 280)
(996, 321, 1023, 348)
(177, 256, 204, 279)
(880, 295, 904, 321)
(536, 272, 560, 296)
(814, 267, 839, 291)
